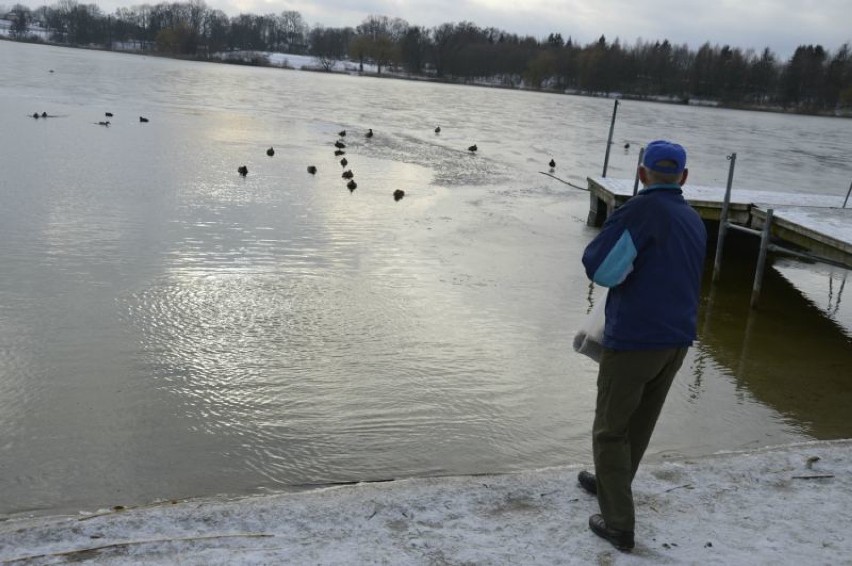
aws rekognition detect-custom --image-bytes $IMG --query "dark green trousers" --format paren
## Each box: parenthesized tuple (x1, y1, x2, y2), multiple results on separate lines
(593, 346, 688, 532)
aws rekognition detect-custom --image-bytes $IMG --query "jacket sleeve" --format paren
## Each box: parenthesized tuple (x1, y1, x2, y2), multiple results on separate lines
(582, 206, 638, 288)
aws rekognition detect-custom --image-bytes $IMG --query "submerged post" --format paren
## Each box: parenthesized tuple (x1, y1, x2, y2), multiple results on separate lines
(751, 209, 774, 308)
(633, 146, 645, 195)
(843, 179, 852, 208)
(602, 99, 619, 177)
(712, 153, 737, 283)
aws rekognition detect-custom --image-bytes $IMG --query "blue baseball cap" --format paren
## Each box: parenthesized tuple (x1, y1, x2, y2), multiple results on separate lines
(642, 140, 687, 174)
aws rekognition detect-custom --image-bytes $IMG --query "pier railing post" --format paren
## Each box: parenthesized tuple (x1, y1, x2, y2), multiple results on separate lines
(843, 179, 852, 208)
(750, 209, 774, 308)
(712, 153, 737, 284)
(633, 147, 645, 196)
(602, 99, 618, 177)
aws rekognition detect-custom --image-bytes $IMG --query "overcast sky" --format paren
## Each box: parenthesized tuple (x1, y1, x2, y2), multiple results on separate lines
(14, 0, 852, 60)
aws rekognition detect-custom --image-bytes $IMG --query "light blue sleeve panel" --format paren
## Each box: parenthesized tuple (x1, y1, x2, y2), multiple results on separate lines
(592, 230, 637, 287)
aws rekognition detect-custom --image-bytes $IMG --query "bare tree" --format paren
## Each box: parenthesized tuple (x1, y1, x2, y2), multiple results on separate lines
(10, 3, 32, 38)
(310, 25, 349, 71)
(279, 10, 306, 52)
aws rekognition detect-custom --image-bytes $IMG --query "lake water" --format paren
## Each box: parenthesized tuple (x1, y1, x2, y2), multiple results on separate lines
(1, 41, 851, 518)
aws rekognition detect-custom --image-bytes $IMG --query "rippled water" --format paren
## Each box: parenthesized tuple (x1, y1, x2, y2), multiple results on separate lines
(1, 41, 851, 517)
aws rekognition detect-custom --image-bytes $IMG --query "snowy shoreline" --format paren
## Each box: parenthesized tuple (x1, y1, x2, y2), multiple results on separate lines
(3, 35, 849, 118)
(2, 439, 850, 565)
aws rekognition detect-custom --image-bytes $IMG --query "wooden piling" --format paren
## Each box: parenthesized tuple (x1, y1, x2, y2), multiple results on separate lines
(751, 209, 774, 308)
(712, 153, 737, 283)
(632, 147, 645, 196)
(602, 100, 618, 177)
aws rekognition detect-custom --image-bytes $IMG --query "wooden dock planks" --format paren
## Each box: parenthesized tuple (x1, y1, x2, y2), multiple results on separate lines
(586, 176, 852, 268)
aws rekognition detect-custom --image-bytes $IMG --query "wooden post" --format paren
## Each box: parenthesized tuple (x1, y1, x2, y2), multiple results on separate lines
(602, 99, 619, 177)
(632, 146, 645, 195)
(750, 208, 774, 308)
(843, 179, 852, 208)
(712, 153, 737, 283)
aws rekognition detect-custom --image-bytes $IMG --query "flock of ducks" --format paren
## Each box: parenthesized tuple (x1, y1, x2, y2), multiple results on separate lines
(30, 111, 150, 127)
(31, 108, 560, 197)
(315, 128, 365, 193)
(236, 126, 565, 198)
(237, 125, 481, 201)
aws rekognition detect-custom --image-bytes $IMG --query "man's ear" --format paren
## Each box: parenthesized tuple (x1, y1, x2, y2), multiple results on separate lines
(638, 166, 648, 185)
(679, 168, 689, 186)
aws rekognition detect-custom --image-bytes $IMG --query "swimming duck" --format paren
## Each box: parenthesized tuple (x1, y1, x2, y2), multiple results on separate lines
(334, 149, 345, 156)
(393, 189, 405, 201)
(105, 112, 113, 117)
(342, 170, 354, 179)
(365, 128, 373, 138)
(335, 140, 346, 149)
(549, 159, 556, 168)
(338, 130, 346, 137)
(267, 147, 275, 156)
(307, 165, 317, 175)
(340, 158, 348, 167)
(139, 116, 149, 123)
(434, 126, 441, 134)
(238, 165, 248, 176)
(468, 144, 478, 152)
(347, 179, 357, 192)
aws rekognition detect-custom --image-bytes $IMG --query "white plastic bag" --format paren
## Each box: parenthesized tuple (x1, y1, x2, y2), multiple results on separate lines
(573, 290, 607, 362)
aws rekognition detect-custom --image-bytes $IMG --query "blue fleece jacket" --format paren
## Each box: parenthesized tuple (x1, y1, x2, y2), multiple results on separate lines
(582, 184, 707, 350)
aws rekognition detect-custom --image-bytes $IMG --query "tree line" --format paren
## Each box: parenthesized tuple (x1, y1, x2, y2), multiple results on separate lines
(4, 0, 851, 113)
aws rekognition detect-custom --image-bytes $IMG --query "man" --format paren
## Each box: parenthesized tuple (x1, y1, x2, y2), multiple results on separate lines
(579, 140, 707, 551)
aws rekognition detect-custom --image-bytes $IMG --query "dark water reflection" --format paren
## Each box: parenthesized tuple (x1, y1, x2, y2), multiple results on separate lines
(697, 237, 852, 439)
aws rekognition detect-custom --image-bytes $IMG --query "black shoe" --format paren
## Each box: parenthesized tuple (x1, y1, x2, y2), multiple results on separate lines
(589, 514, 634, 551)
(578, 470, 597, 495)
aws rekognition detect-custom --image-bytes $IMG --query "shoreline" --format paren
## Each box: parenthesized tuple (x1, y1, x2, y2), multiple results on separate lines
(3, 36, 850, 120)
(2, 439, 851, 564)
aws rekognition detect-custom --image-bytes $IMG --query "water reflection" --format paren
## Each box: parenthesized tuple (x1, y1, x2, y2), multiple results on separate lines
(698, 236, 852, 439)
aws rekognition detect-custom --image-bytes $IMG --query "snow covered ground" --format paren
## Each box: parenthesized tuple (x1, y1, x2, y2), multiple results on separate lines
(0, 20, 51, 41)
(2, 439, 850, 565)
(214, 51, 379, 74)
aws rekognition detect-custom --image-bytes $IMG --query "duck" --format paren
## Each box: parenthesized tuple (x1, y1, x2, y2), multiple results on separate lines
(139, 116, 149, 123)
(549, 159, 556, 168)
(307, 165, 317, 175)
(338, 129, 346, 137)
(434, 126, 441, 134)
(334, 149, 345, 157)
(97, 121, 110, 127)
(238, 165, 248, 176)
(340, 157, 348, 167)
(342, 170, 354, 179)
(105, 112, 113, 117)
(393, 189, 405, 201)
(267, 147, 275, 157)
(32, 112, 40, 119)
(347, 179, 357, 192)
(334, 140, 346, 149)
(624, 142, 630, 149)
(41, 112, 48, 118)
(365, 128, 373, 138)
(468, 144, 478, 152)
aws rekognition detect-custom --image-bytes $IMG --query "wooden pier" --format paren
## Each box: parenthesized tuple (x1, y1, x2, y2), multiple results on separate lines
(586, 176, 852, 270)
